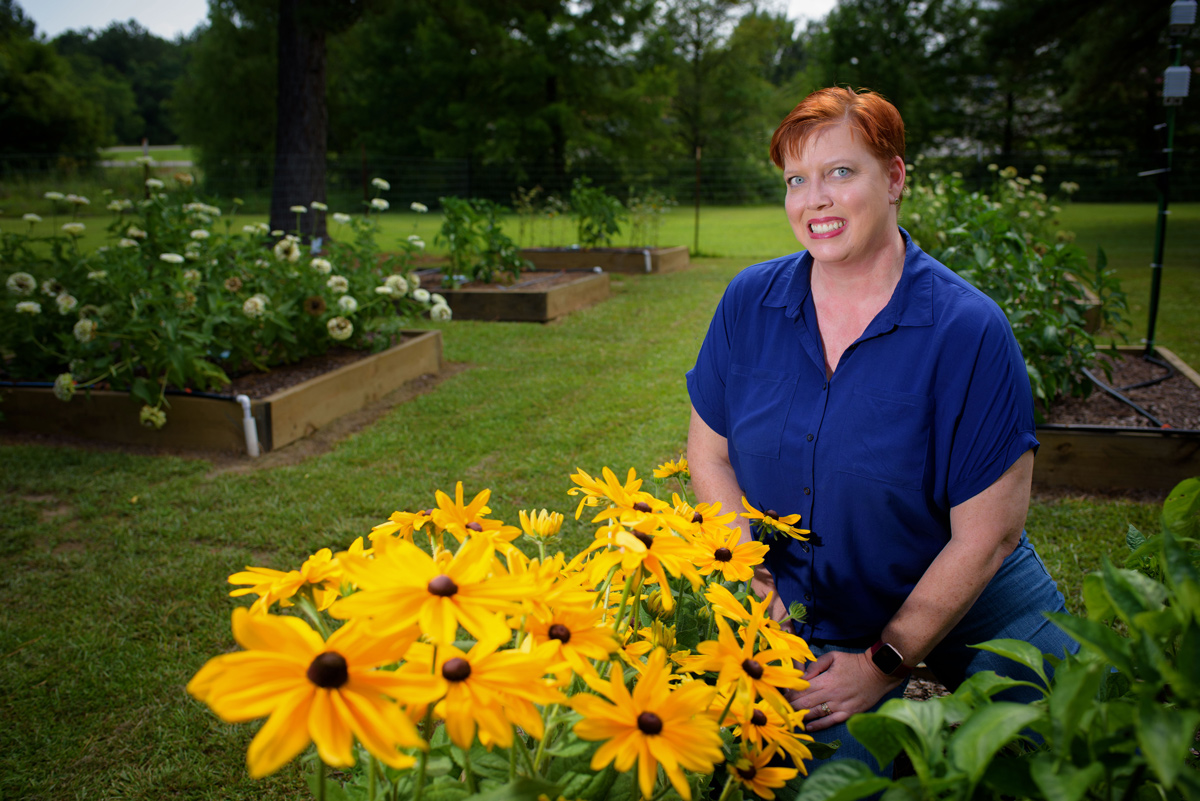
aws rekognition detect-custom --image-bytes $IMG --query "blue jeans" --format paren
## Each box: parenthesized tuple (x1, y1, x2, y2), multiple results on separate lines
(805, 533, 1078, 773)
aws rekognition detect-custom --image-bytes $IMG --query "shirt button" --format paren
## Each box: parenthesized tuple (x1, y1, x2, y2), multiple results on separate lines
(803, 487, 811, 496)
(804, 593, 812, 601)
(801, 543, 810, 553)
(806, 434, 814, 442)
(822, 382, 828, 390)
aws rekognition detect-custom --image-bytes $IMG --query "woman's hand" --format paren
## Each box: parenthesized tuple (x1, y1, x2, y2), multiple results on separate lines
(786, 650, 902, 732)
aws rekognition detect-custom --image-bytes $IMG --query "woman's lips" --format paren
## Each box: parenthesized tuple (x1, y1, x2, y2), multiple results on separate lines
(808, 218, 846, 238)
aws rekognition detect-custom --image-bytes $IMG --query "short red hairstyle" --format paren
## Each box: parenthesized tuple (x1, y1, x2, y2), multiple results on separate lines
(769, 87, 905, 170)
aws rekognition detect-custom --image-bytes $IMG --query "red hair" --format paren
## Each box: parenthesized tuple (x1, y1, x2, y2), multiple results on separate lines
(769, 87, 905, 169)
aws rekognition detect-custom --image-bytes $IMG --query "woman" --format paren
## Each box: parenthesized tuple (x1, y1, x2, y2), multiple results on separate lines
(686, 87, 1076, 771)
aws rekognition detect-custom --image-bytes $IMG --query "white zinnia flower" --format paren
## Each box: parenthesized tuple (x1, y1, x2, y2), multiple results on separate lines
(6, 272, 36, 295)
(370, 198, 389, 211)
(16, 301, 41, 314)
(160, 253, 184, 264)
(139, 405, 166, 429)
(384, 275, 408, 295)
(290, 205, 308, 214)
(53, 373, 76, 401)
(431, 293, 446, 306)
(127, 226, 148, 239)
(55, 293, 78, 314)
(406, 272, 421, 290)
(242, 224, 261, 234)
(326, 275, 349, 294)
(407, 234, 425, 250)
(87, 270, 107, 281)
(310, 201, 328, 211)
(413, 288, 431, 303)
(145, 178, 164, 189)
(183, 269, 202, 283)
(332, 212, 351, 225)
(61, 222, 86, 236)
(374, 285, 394, 295)
(273, 238, 301, 263)
(190, 229, 210, 240)
(371, 177, 390, 191)
(327, 316, 353, 340)
(44, 191, 65, 201)
(22, 213, 42, 223)
(74, 318, 97, 342)
(337, 295, 358, 313)
(118, 238, 139, 248)
(410, 202, 428, 213)
(66, 194, 89, 205)
(243, 296, 266, 318)
(430, 303, 452, 321)
(310, 257, 332, 274)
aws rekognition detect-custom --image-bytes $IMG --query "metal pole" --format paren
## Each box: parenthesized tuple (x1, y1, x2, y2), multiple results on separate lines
(1144, 38, 1184, 355)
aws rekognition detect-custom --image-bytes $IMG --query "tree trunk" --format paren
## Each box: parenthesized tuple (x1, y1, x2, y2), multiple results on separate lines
(270, 0, 328, 243)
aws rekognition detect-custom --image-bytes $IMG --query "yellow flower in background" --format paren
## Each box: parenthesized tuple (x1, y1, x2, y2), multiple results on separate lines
(728, 699, 814, 774)
(431, 482, 522, 553)
(571, 649, 723, 801)
(369, 508, 435, 552)
(525, 605, 619, 681)
(332, 536, 528, 644)
(585, 522, 702, 612)
(702, 585, 815, 663)
(402, 640, 564, 749)
(691, 525, 769, 582)
(228, 545, 351, 614)
(730, 744, 799, 799)
(519, 508, 564, 539)
(186, 609, 425, 777)
(653, 456, 689, 480)
(694, 617, 808, 717)
(740, 498, 809, 542)
(568, 466, 662, 520)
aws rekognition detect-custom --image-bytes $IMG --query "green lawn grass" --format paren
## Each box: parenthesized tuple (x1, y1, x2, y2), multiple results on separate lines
(0, 204, 1180, 799)
(98, 147, 197, 163)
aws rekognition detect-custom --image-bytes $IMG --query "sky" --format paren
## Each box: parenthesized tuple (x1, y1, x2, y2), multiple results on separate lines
(24, 0, 838, 41)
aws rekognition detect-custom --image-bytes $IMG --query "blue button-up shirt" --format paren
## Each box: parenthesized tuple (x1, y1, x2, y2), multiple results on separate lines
(687, 230, 1038, 642)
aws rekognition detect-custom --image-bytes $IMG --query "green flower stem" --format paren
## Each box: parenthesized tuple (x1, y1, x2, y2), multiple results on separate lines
(715, 691, 737, 728)
(714, 775, 738, 801)
(515, 729, 539, 778)
(317, 759, 327, 801)
(461, 746, 478, 794)
(412, 650, 437, 801)
(532, 705, 561, 772)
(509, 731, 518, 782)
(367, 755, 378, 801)
(293, 594, 332, 639)
(611, 569, 639, 634)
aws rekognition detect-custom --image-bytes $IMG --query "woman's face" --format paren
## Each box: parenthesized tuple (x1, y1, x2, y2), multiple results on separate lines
(782, 122, 905, 269)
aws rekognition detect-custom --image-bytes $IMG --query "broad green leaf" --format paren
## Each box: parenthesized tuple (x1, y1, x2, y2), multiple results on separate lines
(1126, 524, 1147, 553)
(796, 760, 892, 801)
(972, 639, 1049, 687)
(1171, 623, 1200, 698)
(1046, 658, 1103, 750)
(847, 712, 922, 776)
(421, 779, 472, 801)
(947, 702, 1042, 783)
(1161, 477, 1200, 541)
(1131, 607, 1182, 640)
(1134, 696, 1200, 789)
(1028, 754, 1105, 801)
(1048, 613, 1134, 675)
(463, 777, 563, 801)
(1100, 560, 1166, 622)
(944, 670, 1040, 722)
(1160, 518, 1200, 611)
(983, 755, 1038, 798)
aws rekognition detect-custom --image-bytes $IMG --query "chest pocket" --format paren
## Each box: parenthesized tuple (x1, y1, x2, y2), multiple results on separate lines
(835, 384, 931, 490)
(728, 364, 798, 460)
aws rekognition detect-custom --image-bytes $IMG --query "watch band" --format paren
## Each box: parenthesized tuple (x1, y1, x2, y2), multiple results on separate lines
(870, 640, 913, 678)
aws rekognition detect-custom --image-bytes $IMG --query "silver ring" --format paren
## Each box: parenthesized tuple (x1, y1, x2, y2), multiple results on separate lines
(820, 702, 831, 716)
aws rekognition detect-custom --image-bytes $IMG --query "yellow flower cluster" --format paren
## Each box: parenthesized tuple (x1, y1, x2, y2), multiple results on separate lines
(189, 463, 816, 800)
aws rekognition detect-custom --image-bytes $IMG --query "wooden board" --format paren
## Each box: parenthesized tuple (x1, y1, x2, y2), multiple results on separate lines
(1, 330, 442, 455)
(1032, 346, 1200, 491)
(438, 272, 610, 322)
(521, 246, 690, 274)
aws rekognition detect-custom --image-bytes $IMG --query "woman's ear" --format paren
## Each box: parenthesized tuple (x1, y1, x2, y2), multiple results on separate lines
(888, 156, 906, 200)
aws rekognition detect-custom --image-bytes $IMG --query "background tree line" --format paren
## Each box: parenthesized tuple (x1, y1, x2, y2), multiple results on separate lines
(2, 0, 1196, 205)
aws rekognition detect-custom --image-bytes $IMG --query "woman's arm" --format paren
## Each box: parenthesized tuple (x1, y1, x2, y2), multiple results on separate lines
(788, 449, 1034, 730)
(688, 406, 787, 621)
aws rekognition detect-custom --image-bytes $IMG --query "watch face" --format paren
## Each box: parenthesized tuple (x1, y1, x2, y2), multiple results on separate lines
(872, 643, 904, 675)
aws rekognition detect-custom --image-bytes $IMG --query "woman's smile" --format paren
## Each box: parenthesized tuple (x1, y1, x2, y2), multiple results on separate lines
(808, 218, 846, 237)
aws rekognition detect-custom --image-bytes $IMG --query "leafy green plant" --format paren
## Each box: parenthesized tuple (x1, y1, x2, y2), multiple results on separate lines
(570, 178, 626, 249)
(798, 476, 1200, 801)
(435, 196, 531, 287)
(0, 176, 438, 428)
(627, 187, 677, 248)
(904, 165, 1128, 408)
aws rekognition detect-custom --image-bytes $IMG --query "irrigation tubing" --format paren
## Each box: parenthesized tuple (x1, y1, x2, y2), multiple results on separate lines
(0, 380, 238, 401)
(1080, 367, 1166, 428)
(1117, 352, 1176, 392)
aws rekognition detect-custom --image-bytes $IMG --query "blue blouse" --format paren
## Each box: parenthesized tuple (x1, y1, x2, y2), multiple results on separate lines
(687, 230, 1038, 642)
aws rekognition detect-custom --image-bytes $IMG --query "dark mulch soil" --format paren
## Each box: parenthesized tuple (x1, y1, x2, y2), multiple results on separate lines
(221, 345, 382, 399)
(418, 269, 599, 292)
(1043, 351, 1200, 430)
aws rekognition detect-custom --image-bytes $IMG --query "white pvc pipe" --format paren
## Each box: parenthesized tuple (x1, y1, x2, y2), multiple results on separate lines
(235, 394, 261, 457)
(643, 248, 652, 273)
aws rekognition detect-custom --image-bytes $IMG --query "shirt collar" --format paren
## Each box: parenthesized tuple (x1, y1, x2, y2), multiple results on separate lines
(764, 227, 934, 328)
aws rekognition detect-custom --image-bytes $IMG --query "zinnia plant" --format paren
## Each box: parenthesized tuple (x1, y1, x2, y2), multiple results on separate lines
(189, 462, 827, 801)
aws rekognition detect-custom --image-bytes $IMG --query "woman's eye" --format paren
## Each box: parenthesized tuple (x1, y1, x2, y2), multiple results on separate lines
(833, 167, 851, 177)
(787, 176, 804, 187)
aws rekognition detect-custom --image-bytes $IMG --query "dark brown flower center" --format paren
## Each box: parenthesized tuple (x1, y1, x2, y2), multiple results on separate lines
(548, 623, 572, 643)
(764, 509, 779, 520)
(714, 547, 733, 562)
(632, 501, 652, 513)
(633, 531, 654, 549)
(692, 512, 704, 524)
(636, 711, 663, 735)
(736, 765, 758, 781)
(741, 658, 764, 680)
(751, 709, 768, 726)
(442, 657, 471, 682)
(466, 521, 483, 531)
(306, 651, 349, 688)
(427, 575, 458, 597)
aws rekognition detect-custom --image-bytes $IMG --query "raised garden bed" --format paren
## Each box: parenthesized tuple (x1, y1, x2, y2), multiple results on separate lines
(420, 270, 609, 322)
(1034, 345, 1200, 491)
(0, 330, 442, 455)
(520, 245, 690, 274)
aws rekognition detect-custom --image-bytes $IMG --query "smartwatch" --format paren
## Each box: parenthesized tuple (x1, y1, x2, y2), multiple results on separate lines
(870, 640, 912, 678)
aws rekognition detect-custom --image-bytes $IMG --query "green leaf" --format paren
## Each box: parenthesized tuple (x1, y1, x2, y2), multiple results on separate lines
(796, 760, 892, 801)
(420, 778, 472, 801)
(972, 639, 1049, 688)
(1161, 477, 1200, 541)
(1134, 696, 1200, 789)
(463, 777, 563, 801)
(940, 671, 1035, 724)
(1126, 524, 1147, 553)
(1100, 559, 1165, 622)
(1028, 754, 1105, 801)
(982, 755, 1038, 798)
(1047, 613, 1134, 674)
(847, 710, 922, 775)
(1081, 573, 1117, 623)
(947, 702, 1042, 783)
(1046, 658, 1103, 749)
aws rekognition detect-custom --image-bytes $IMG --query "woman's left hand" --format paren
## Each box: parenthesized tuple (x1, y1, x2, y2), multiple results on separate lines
(786, 650, 902, 732)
